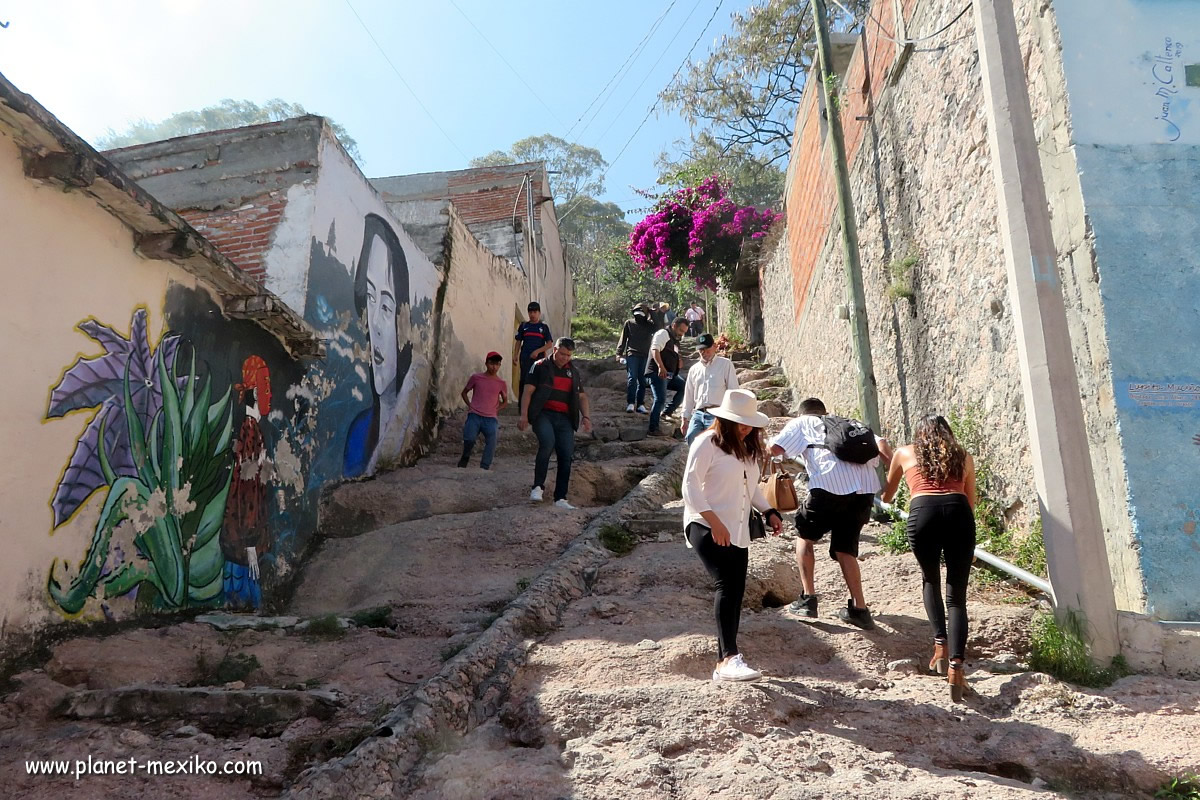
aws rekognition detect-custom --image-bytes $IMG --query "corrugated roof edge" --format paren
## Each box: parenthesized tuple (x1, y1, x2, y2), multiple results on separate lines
(0, 72, 322, 358)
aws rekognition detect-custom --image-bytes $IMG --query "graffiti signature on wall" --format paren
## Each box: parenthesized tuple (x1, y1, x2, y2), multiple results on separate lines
(1151, 37, 1185, 142)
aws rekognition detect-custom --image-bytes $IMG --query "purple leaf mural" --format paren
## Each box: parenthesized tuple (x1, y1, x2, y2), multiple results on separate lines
(47, 309, 182, 527)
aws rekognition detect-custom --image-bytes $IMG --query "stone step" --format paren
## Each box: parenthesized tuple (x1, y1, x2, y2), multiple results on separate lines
(57, 685, 341, 736)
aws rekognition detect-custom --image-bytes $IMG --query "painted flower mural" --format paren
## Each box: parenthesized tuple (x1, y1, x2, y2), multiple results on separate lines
(46, 309, 234, 614)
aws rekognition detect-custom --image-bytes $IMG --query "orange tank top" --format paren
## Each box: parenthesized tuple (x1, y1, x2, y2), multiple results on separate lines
(904, 464, 965, 495)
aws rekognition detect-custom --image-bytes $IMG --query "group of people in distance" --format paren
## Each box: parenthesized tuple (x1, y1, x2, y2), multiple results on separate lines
(457, 301, 591, 510)
(615, 301, 713, 438)
(682, 389, 978, 703)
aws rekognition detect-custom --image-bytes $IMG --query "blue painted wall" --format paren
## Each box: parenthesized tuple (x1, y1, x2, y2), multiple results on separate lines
(1075, 144, 1200, 619)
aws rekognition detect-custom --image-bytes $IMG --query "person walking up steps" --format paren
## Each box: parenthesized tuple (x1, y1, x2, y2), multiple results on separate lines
(769, 397, 891, 630)
(685, 301, 705, 337)
(680, 333, 739, 444)
(458, 352, 509, 470)
(616, 303, 655, 413)
(518, 338, 592, 509)
(881, 414, 977, 702)
(514, 302, 552, 397)
(683, 389, 784, 682)
(646, 317, 690, 436)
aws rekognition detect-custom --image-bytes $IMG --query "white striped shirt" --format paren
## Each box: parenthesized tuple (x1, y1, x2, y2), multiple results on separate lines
(770, 415, 882, 496)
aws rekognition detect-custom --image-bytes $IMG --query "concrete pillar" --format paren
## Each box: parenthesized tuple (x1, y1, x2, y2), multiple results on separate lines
(972, 0, 1120, 660)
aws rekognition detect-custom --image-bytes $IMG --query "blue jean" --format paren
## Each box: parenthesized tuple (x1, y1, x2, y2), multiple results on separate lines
(686, 409, 716, 444)
(463, 412, 499, 468)
(624, 353, 648, 407)
(647, 372, 685, 432)
(532, 411, 575, 501)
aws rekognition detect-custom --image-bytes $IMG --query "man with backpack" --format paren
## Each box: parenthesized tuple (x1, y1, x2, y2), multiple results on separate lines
(769, 397, 891, 630)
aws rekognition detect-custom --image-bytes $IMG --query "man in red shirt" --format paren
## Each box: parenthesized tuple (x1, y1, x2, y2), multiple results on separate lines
(459, 352, 510, 469)
(518, 338, 593, 509)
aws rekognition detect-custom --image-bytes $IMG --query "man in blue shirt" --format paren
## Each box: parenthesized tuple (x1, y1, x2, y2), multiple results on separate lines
(513, 301, 553, 395)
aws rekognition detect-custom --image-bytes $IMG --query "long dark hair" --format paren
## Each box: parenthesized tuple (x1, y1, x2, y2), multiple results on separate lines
(354, 213, 414, 401)
(709, 416, 766, 464)
(914, 414, 967, 484)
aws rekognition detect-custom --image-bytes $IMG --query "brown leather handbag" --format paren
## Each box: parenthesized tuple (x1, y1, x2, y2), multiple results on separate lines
(761, 458, 800, 513)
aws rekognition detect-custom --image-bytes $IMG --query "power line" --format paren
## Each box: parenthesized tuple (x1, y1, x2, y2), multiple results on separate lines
(559, 0, 726, 225)
(344, 0, 469, 161)
(592, 0, 705, 147)
(448, 0, 566, 129)
(567, 0, 679, 143)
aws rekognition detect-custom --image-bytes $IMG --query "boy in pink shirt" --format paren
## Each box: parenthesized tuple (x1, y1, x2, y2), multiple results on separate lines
(458, 352, 510, 469)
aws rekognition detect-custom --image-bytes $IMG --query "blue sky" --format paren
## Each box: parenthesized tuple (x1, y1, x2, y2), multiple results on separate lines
(0, 0, 747, 216)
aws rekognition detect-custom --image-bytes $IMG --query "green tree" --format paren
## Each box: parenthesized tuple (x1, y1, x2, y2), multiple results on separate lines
(657, 132, 785, 208)
(471, 134, 606, 204)
(95, 98, 361, 162)
(659, 0, 866, 164)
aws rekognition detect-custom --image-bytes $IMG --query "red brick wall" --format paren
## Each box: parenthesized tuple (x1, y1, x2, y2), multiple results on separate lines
(784, 0, 902, 323)
(446, 168, 545, 227)
(179, 190, 288, 284)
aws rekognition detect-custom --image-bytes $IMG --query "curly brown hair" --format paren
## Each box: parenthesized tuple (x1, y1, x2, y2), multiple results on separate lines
(914, 414, 967, 484)
(709, 416, 767, 464)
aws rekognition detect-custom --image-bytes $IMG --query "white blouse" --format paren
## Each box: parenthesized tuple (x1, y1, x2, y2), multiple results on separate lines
(682, 430, 772, 549)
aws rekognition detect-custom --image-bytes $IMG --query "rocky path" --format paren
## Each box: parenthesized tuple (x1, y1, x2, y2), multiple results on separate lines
(401, 506, 1200, 798)
(0, 354, 672, 799)
(3, 349, 1197, 799)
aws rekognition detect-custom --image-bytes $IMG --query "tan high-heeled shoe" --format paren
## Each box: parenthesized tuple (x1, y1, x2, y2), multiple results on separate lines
(948, 660, 966, 703)
(929, 641, 948, 676)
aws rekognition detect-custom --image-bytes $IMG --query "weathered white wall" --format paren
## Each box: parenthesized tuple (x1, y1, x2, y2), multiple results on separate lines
(304, 131, 443, 473)
(434, 207, 526, 412)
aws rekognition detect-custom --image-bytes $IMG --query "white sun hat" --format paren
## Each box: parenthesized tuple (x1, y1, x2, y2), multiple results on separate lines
(709, 389, 769, 428)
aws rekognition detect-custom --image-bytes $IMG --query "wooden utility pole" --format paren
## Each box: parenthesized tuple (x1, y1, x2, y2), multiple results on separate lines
(811, 0, 882, 436)
(972, 0, 1120, 660)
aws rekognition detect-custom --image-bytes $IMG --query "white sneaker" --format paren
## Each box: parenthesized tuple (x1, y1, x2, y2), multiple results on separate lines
(636, 405, 649, 414)
(712, 654, 762, 682)
(530, 486, 544, 502)
(625, 403, 635, 413)
(554, 499, 576, 510)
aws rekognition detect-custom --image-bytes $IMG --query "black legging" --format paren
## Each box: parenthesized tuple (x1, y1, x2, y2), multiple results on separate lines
(686, 522, 748, 660)
(906, 494, 976, 661)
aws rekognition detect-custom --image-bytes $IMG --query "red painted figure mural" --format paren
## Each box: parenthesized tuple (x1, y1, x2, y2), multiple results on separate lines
(221, 355, 272, 610)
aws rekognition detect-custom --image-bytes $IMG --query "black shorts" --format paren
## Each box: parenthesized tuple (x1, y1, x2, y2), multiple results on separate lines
(793, 489, 875, 559)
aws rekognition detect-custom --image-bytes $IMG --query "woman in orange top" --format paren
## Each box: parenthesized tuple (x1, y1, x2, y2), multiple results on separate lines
(882, 415, 977, 702)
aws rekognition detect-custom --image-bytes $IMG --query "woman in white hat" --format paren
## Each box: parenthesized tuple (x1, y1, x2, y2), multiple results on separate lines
(683, 389, 784, 682)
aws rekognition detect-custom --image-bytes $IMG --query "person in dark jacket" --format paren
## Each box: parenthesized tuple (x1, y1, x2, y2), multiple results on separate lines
(615, 303, 656, 413)
(518, 338, 593, 509)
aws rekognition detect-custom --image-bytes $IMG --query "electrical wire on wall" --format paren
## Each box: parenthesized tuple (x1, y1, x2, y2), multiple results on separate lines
(828, 0, 973, 46)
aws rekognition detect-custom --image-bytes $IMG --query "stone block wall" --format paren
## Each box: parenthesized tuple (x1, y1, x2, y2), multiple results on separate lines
(762, 0, 1095, 546)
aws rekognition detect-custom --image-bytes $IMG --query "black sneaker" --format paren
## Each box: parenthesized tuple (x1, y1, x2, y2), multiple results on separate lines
(457, 456, 470, 468)
(788, 594, 818, 618)
(838, 599, 875, 630)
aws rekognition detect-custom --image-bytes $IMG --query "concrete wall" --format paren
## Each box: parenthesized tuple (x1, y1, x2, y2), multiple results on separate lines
(303, 131, 442, 477)
(0, 123, 317, 636)
(1052, 0, 1200, 620)
(432, 207, 526, 411)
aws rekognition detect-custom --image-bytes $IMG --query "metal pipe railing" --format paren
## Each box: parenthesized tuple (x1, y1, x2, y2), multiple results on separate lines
(874, 498, 1053, 596)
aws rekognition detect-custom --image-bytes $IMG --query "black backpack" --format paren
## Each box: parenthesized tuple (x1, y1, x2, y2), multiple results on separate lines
(811, 415, 879, 464)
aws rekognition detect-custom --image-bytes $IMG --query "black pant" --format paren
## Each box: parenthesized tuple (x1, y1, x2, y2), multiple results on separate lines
(532, 411, 575, 501)
(686, 522, 748, 660)
(906, 494, 976, 661)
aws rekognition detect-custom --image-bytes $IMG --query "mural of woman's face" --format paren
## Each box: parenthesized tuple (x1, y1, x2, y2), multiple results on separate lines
(365, 235, 398, 395)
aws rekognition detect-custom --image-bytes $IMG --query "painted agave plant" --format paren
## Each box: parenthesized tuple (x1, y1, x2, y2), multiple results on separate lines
(48, 321, 233, 613)
(46, 309, 181, 527)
